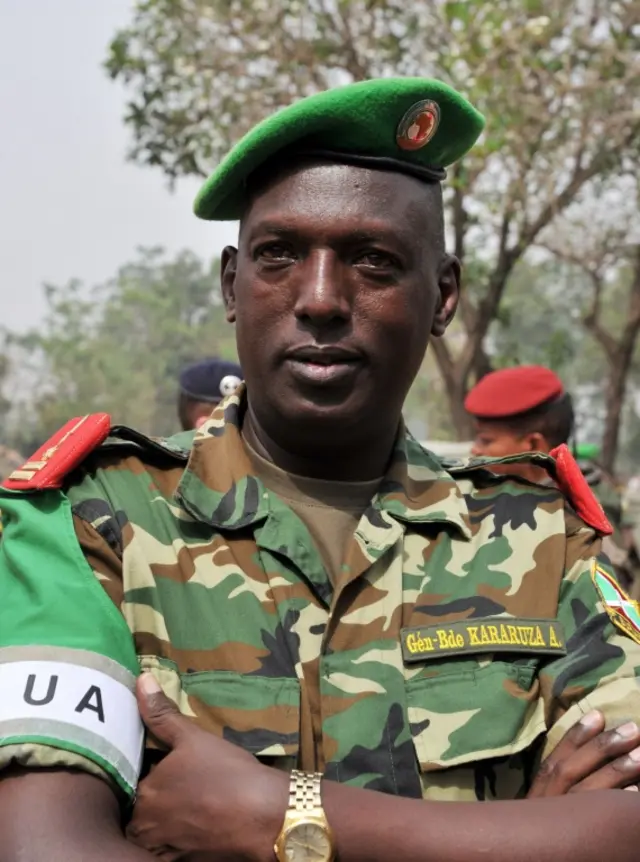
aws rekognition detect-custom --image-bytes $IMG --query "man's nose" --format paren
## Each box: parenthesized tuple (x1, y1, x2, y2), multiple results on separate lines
(293, 251, 351, 327)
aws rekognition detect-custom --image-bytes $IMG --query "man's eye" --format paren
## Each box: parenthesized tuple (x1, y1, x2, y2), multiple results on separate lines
(257, 243, 294, 261)
(356, 251, 398, 269)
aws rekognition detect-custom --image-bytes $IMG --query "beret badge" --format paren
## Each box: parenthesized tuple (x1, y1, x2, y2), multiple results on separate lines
(396, 100, 440, 151)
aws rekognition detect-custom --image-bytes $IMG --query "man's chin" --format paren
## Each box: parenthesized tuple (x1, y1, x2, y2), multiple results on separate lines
(275, 386, 371, 432)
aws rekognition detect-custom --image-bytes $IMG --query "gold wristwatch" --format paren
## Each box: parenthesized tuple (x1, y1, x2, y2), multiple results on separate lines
(274, 769, 335, 862)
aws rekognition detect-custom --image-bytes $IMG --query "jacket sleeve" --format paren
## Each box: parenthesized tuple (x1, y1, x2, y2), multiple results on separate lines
(540, 519, 640, 756)
(0, 487, 143, 800)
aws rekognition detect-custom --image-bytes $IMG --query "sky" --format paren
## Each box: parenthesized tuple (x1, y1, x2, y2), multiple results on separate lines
(0, 0, 238, 333)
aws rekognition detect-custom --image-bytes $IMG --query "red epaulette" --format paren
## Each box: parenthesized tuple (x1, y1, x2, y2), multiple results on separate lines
(549, 443, 613, 536)
(2, 413, 111, 491)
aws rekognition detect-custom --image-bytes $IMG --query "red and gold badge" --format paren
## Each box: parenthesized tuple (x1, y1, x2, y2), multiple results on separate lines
(396, 100, 440, 151)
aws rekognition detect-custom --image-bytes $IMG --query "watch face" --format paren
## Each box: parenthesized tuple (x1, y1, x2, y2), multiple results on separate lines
(284, 821, 332, 862)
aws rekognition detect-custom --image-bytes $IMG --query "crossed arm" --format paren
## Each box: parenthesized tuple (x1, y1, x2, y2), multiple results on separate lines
(0, 769, 152, 862)
(2, 696, 640, 862)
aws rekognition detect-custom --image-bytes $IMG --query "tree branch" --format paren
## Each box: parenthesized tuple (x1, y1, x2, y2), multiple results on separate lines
(582, 270, 618, 361)
(521, 126, 637, 251)
(465, 209, 517, 376)
(429, 336, 456, 386)
(319, 0, 369, 80)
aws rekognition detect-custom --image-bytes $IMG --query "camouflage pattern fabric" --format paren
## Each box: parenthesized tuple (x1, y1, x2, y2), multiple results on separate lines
(5, 386, 640, 802)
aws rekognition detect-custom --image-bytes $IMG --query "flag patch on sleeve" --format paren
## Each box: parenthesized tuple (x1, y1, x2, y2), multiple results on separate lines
(592, 561, 640, 646)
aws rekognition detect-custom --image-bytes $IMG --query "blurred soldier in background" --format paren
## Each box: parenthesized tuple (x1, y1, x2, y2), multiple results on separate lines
(575, 442, 640, 598)
(624, 475, 640, 601)
(465, 365, 573, 482)
(465, 365, 637, 590)
(178, 357, 242, 431)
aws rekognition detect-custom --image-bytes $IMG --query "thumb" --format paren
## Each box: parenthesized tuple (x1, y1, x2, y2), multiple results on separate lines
(136, 673, 186, 749)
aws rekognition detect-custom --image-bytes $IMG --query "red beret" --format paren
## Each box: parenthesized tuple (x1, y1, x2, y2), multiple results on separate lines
(464, 366, 564, 419)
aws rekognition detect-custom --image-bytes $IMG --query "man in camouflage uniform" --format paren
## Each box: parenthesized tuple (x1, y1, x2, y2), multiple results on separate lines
(465, 365, 574, 481)
(2, 79, 640, 862)
(465, 367, 637, 589)
(624, 475, 640, 601)
(577, 443, 640, 596)
(177, 356, 242, 430)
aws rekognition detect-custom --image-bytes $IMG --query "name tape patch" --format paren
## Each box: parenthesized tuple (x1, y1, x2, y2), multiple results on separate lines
(0, 660, 143, 792)
(401, 617, 566, 663)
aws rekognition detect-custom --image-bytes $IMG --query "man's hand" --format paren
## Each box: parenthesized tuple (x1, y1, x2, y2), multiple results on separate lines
(528, 709, 640, 797)
(128, 678, 640, 861)
(126, 674, 287, 862)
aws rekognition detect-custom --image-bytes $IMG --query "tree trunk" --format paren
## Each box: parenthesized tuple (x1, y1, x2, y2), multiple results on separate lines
(586, 247, 640, 473)
(432, 148, 627, 439)
(601, 354, 628, 474)
(444, 377, 475, 440)
(430, 339, 475, 439)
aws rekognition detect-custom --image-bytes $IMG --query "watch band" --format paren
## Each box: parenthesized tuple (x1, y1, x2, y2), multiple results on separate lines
(289, 769, 323, 812)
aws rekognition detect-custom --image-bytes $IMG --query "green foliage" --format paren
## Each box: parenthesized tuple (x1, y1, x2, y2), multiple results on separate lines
(103, 0, 639, 449)
(6, 248, 236, 448)
(105, 1, 639, 188)
(105, 0, 640, 206)
(489, 257, 584, 373)
(4, 243, 640, 472)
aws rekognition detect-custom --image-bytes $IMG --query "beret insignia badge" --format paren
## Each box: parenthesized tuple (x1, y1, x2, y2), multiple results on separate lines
(396, 100, 440, 151)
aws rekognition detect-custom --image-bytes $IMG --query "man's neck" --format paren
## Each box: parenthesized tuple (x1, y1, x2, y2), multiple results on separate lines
(241, 407, 398, 482)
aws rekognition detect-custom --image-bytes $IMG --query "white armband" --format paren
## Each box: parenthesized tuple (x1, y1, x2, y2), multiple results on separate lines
(0, 646, 143, 795)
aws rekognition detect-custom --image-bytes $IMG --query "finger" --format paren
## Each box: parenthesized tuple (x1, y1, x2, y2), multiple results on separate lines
(533, 721, 640, 797)
(528, 710, 605, 797)
(126, 806, 178, 857)
(572, 744, 640, 792)
(136, 673, 187, 748)
(128, 825, 181, 862)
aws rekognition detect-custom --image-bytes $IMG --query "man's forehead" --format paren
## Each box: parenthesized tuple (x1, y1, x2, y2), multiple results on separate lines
(474, 419, 516, 436)
(241, 160, 438, 244)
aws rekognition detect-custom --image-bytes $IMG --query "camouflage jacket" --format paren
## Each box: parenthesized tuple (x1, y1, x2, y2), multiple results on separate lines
(1, 389, 640, 803)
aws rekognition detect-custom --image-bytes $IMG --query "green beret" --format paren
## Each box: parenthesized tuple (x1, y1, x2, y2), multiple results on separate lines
(194, 77, 485, 221)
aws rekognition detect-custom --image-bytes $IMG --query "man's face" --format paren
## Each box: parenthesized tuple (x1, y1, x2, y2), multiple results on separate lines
(180, 398, 218, 432)
(221, 162, 459, 447)
(471, 419, 549, 481)
(471, 420, 532, 459)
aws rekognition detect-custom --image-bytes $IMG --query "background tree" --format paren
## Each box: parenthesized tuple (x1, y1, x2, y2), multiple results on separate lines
(106, 0, 640, 442)
(4, 248, 235, 450)
(541, 176, 640, 473)
(5, 245, 640, 473)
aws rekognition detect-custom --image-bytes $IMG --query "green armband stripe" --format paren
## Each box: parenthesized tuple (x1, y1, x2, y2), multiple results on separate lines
(0, 489, 142, 794)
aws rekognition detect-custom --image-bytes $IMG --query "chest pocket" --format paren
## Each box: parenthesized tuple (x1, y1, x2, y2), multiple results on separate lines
(141, 657, 300, 767)
(405, 657, 547, 790)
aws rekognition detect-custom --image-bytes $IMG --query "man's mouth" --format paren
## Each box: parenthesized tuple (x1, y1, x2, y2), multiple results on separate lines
(284, 346, 363, 385)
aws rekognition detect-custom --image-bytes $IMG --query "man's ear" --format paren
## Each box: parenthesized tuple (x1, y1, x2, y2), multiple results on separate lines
(431, 255, 461, 337)
(221, 246, 238, 323)
(525, 431, 550, 454)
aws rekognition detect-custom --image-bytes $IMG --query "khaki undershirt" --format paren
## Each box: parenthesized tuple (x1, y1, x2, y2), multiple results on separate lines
(242, 434, 382, 587)
(242, 434, 383, 769)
